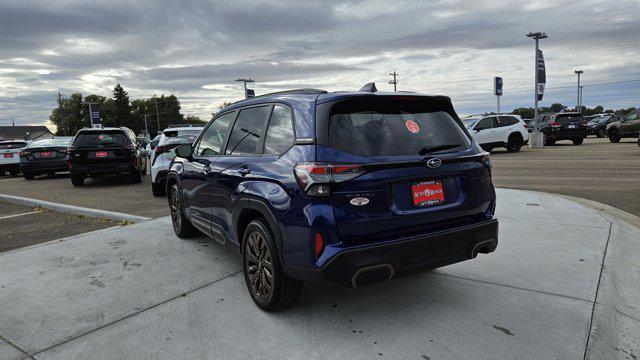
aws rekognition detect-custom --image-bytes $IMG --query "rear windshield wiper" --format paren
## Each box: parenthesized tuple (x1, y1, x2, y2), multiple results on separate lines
(418, 144, 461, 156)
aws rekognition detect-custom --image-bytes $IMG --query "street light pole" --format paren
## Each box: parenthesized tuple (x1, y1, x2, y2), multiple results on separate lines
(527, 32, 548, 149)
(236, 78, 255, 99)
(575, 70, 583, 113)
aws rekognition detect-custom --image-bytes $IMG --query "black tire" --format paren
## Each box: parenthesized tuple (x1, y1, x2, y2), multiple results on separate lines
(169, 184, 197, 238)
(23, 172, 35, 180)
(9, 169, 19, 177)
(152, 179, 165, 196)
(608, 129, 620, 143)
(131, 169, 143, 183)
(480, 145, 493, 152)
(71, 175, 84, 186)
(543, 133, 555, 146)
(242, 219, 303, 311)
(597, 129, 606, 138)
(506, 134, 523, 153)
(572, 138, 584, 145)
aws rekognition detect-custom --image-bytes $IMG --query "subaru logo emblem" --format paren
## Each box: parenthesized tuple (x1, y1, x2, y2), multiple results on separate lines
(426, 158, 442, 169)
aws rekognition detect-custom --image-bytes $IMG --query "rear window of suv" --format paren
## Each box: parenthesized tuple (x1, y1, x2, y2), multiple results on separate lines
(325, 97, 470, 157)
(555, 114, 584, 125)
(72, 131, 129, 147)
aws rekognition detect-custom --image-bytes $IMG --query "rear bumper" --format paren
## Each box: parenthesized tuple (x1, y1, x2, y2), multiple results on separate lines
(20, 160, 68, 173)
(70, 162, 137, 176)
(547, 129, 587, 140)
(283, 217, 499, 287)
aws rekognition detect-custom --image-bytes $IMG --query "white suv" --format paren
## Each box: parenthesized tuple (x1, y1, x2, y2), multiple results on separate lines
(463, 115, 529, 152)
(0, 140, 29, 176)
(151, 127, 203, 196)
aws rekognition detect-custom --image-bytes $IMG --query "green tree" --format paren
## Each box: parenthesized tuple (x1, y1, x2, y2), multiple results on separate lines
(549, 103, 565, 113)
(184, 115, 206, 125)
(112, 83, 131, 127)
(49, 93, 86, 135)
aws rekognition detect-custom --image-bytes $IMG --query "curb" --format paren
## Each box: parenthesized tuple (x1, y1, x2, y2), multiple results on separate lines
(0, 193, 152, 224)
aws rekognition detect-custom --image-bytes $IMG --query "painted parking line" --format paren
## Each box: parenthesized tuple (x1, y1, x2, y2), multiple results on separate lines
(0, 211, 39, 220)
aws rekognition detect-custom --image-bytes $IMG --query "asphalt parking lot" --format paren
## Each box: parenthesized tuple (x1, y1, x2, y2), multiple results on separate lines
(0, 201, 115, 252)
(491, 137, 640, 217)
(0, 172, 167, 218)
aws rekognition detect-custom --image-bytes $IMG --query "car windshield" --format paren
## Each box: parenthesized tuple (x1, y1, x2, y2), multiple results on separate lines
(27, 138, 72, 148)
(462, 118, 479, 128)
(326, 97, 470, 158)
(72, 131, 129, 147)
(0, 142, 27, 149)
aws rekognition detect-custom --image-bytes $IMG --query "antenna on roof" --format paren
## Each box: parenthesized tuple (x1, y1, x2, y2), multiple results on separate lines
(359, 82, 378, 93)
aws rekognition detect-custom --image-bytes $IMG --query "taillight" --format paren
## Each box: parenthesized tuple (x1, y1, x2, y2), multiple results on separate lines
(155, 146, 164, 154)
(19, 150, 30, 157)
(550, 121, 561, 128)
(294, 162, 364, 196)
(314, 233, 324, 258)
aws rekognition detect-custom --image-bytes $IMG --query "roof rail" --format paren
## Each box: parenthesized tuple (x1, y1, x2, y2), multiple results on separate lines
(251, 88, 328, 99)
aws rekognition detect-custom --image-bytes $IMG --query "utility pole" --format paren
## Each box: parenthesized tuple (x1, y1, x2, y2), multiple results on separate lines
(579, 86, 584, 112)
(527, 32, 548, 149)
(388, 71, 398, 92)
(57, 92, 65, 135)
(574, 70, 583, 113)
(236, 78, 255, 99)
(144, 114, 149, 140)
(154, 98, 161, 134)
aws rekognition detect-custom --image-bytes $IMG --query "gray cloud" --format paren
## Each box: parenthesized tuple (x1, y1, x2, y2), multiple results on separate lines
(0, 0, 638, 126)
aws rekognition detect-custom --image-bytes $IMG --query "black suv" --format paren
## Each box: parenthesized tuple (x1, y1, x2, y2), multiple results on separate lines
(68, 127, 147, 186)
(538, 112, 587, 146)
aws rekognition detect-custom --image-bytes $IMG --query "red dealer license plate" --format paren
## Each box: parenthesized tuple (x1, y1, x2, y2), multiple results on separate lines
(95, 151, 108, 157)
(411, 180, 445, 207)
(40, 151, 52, 157)
(4, 153, 13, 158)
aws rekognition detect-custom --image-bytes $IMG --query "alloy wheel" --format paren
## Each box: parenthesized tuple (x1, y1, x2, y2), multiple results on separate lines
(169, 188, 181, 233)
(245, 231, 274, 301)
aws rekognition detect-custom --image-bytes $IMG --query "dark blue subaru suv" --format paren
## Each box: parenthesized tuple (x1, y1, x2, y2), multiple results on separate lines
(167, 85, 498, 311)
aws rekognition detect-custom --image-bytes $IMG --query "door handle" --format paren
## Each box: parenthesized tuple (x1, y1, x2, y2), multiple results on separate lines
(203, 164, 211, 174)
(238, 166, 251, 176)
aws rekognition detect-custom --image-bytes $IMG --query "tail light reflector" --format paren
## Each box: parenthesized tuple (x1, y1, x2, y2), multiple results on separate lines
(294, 163, 364, 196)
(314, 233, 324, 258)
(550, 121, 561, 128)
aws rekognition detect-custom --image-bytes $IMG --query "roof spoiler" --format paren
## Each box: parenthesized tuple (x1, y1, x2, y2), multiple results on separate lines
(359, 82, 378, 93)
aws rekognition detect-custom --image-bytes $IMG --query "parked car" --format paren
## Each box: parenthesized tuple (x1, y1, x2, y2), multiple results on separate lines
(538, 112, 587, 146)
(606, 109, 640, 143)
(19, 137, 73, 179)
(0, 140, 28, 177)
(146, 135, 161, 157)
(151, 127, 203, 196)
(587, 114, 620, 138)
(67, 127, 147, 186)
(462, 114, 529, 152)
(165, 86, 498, 311)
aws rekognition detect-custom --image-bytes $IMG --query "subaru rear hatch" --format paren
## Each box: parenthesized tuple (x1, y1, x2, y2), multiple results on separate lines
(313, 95, 494, 243)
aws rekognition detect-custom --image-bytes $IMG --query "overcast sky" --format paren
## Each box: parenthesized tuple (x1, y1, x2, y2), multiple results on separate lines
(1, 0, 638, 128)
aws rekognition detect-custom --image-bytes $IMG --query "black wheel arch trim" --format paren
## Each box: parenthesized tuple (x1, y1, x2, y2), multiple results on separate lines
(233, 197, 285, 264)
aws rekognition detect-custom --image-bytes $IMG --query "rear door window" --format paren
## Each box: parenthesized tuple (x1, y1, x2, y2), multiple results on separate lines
(263, 105, 294, 155)
(474, 118, 494, 130)
(0, 142, 27, 149)
(225, 106, 270, 155)
(72, 131, 129, 147)
(326, 97, 470, 157)
(499, 116, 519, 126)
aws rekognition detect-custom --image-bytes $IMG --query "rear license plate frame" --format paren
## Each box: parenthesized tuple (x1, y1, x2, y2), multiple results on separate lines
(411, 180, 445, 207)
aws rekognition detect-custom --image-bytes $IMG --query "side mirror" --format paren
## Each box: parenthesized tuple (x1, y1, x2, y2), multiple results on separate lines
(176, 143, 193, 158)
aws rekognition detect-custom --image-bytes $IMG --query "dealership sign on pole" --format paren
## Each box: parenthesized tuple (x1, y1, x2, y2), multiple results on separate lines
(494, 76, 503, 114)
(91, 108, 101, 128)
(537, 49, 546, 101)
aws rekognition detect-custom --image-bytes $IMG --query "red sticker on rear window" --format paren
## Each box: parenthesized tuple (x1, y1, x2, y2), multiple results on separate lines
(405, 120, 420, 133)
(98, 134, 104, 140)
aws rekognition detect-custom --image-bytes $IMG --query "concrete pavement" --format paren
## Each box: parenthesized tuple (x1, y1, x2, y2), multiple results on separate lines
(0, 189, 637, 359)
